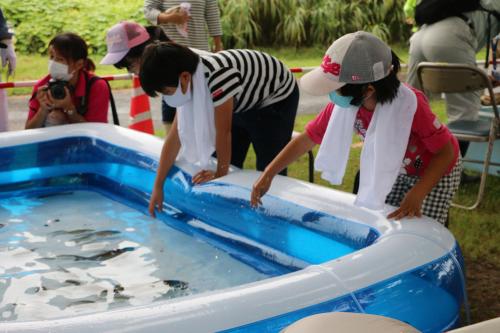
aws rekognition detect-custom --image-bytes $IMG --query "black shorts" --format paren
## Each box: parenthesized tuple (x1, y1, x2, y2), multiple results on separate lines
(230, 83, 299, 175)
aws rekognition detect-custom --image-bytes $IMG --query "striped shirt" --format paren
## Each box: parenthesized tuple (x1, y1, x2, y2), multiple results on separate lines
(144, 0, 222, 52)
(201, 49, 297, 113)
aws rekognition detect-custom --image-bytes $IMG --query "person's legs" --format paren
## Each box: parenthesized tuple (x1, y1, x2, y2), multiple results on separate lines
(411, 18, 478, 180)
(162, 100, 176, 134)
(407, 29, 427, 90)
(230, 116, 252, 169)
(418, 18, 479, 122)
(0, 74, 7, 132)
(249, 85, 299, 175)
(352, 170, 360, 194)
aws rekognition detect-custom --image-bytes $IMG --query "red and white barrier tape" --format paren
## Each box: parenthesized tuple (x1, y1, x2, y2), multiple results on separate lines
(0, 68, 320, 90)
(290, 67, 316, 73)
(0, 73, 133, 90)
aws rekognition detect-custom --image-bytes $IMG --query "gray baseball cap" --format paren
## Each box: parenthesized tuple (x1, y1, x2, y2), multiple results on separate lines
(300, 31, 393, 96)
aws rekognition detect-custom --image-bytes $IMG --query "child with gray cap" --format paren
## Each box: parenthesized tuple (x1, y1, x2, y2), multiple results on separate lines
(251, 31, 461, 225)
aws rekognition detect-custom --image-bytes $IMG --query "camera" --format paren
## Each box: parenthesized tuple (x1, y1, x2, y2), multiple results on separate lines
(48, 79, 68, 100)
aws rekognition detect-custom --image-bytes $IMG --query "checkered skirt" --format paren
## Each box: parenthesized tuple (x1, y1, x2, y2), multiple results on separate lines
(385, 160, 463, 225)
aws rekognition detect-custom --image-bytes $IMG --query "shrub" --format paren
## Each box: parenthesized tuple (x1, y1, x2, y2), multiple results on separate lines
(1, 0, 409, 54)
(1, 0, 146, 55)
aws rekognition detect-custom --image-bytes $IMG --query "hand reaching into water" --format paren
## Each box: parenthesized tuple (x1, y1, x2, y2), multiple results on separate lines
(250, 172, 274, 207)
(149, 186, 164, 218)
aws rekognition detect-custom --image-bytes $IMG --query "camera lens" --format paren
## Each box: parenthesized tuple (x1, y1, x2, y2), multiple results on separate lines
(49, 81, 67, 100)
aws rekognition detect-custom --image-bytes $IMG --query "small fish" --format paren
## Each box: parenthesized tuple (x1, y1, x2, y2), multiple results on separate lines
(72, 230, 120, 243)
(89, 247, 135, 261)
(67, 300, 96, 307)
(44, 247, 135, 262)
(64, 279, 81, 286)
(50, 229, 94, 237)
(163, 280, 189, 290)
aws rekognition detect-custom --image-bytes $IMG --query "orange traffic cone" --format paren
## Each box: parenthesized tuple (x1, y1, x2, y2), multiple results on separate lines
(129, 76, 154, 134)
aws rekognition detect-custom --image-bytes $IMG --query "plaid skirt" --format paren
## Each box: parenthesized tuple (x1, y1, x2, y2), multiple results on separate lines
(385, 160, 463, 225)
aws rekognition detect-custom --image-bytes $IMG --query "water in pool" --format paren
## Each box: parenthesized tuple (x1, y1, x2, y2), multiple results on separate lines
(0, 191, 268, 321)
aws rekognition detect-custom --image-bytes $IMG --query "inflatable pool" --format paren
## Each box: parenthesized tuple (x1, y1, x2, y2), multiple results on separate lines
(0, 124, 467, 333)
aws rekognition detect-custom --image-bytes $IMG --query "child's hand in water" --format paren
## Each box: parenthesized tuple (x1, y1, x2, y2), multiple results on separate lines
(250, 172, 273, 207)
(192, 170, 216, 184)
(387, 187, 425, 220)
(149, 186, 164, 218)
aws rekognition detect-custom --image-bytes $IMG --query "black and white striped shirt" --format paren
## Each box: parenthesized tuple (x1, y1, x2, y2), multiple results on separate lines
(201, 50, 297, 113)
(144, 0, 222, 52)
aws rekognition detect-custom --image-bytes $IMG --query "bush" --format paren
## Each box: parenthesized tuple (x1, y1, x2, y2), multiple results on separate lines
(1, 0, 410, 54)
(219, 0, 411, 48)
(1, 0, 147, 55)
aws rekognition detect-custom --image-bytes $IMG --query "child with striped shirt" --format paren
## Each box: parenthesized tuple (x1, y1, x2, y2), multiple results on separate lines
(138, 42, 299, 217)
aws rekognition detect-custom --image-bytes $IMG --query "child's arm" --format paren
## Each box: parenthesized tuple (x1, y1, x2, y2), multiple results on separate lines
(191, 97, 233, 184)
(387, 140, 455, 220)
(149, 116, 182, 217)
(251, 132, 316, 207)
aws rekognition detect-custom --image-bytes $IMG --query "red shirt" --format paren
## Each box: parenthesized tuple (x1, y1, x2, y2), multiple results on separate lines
(305, 87, 459, 176)
(28, 71, 110, 123)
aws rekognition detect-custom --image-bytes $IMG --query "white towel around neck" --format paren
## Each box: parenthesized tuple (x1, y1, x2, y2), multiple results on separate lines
(314, 84, 418, 210)
(174, 60, 216, 169)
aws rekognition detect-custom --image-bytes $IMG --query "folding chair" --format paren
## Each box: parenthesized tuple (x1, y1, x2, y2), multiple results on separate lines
(417, 62, 500, 210)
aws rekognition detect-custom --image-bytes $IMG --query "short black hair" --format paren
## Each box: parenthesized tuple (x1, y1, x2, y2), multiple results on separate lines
(139, 42, 199, 97)
(114, 26, 171, 70)
(339, 50, 401, 106)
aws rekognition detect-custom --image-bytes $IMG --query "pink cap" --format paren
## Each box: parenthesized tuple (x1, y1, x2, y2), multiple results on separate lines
(100, 22, 150, 65)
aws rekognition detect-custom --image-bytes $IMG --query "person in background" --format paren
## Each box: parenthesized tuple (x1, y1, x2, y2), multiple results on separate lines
(25, 33, 109, 129)
(0, 7, 16, 132)
(404, 0, 419, 33)
(144, 0, 223, 133)
(138, 42, 299, 218)
(407, 0, 500, 174)
(101, 22, 171, 75)
(251, 31, 461, 226)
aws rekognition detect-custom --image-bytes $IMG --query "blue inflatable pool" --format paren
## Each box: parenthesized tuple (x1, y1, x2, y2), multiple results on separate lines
(0, 124, 467, 333)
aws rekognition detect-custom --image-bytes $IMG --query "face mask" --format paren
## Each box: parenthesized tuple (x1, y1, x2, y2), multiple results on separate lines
(48, 60, 72, 81)
(163, 79, 192, 107)
(328, 90, 354, 108)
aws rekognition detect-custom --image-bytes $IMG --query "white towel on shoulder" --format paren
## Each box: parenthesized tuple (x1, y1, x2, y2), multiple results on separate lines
(175, 60, 216, 169)
(314, 84, 418, 210)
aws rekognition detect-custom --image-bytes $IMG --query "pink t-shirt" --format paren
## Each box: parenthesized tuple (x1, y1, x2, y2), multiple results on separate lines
(28, 71, 110, 123)
(305, 87, 459, 176)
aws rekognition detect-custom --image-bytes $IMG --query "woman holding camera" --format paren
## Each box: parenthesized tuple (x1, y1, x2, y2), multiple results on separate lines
(25, 33, 110, 129)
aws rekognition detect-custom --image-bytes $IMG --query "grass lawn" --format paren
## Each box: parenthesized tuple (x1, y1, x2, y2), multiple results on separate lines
(6, 47, 500, 324)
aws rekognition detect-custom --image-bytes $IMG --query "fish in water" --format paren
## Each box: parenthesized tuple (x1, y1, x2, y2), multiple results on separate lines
(45, 247, 135, 262)
(72, 230, 121, 243)
(49, 229, 94, 237)
(163, 280, 189, 290)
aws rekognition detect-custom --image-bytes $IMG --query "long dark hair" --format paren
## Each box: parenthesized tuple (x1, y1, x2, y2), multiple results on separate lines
(49, 33, 95, 72)
(139, 42, 199, 97)
(339, 50, 401, 106)
(114, 26, 171, 70)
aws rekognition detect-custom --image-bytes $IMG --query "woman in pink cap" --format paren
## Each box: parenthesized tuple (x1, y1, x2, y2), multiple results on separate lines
(251, 31, 461, 226)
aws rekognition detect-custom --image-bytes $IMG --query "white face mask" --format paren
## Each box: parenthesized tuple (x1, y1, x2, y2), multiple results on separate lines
(48, 60, 73, 81)
(163, 79, 192, 107)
